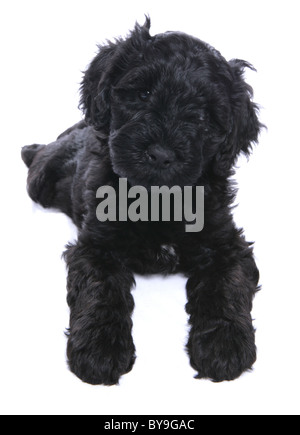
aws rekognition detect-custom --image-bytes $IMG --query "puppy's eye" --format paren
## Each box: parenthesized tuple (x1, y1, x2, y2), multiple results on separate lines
(138, 90, 151, 102)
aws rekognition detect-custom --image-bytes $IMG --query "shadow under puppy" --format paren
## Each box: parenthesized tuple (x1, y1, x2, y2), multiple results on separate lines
(22, 18, 262, 385)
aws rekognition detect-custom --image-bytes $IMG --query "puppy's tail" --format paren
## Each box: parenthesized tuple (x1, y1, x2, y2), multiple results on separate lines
(21, 144, 45, 168)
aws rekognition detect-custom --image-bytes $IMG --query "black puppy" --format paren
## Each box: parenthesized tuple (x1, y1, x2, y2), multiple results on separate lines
(22, 18, 262, 385)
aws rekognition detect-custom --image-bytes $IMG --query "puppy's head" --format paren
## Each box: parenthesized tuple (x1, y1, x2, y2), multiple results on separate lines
(81, 18, 261, 187)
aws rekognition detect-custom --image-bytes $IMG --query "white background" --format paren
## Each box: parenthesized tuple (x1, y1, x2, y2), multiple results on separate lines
(1, 0, 300, 415)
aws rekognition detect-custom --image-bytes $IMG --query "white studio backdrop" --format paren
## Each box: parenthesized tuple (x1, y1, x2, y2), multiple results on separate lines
(0, 0, 300, 415)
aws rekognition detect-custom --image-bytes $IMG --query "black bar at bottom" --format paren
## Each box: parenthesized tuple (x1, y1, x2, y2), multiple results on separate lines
(98, 416, 203, 431)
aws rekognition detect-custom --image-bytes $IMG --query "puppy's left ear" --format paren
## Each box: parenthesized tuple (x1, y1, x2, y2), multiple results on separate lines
(80, 17, 151, 134)
(80, 44, 118, 133)
(214, 60, 262, 177)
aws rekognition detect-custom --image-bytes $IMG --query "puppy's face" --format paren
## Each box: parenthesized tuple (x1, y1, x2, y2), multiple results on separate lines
(109, 55, 222, 188)
(81, 19, 261, 187)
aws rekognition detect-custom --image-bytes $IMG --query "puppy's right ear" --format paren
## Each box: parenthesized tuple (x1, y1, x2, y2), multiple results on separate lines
(80, 44, 117, 133)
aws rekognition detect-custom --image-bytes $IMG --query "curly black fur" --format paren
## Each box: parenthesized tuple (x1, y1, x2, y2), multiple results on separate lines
(21, 18, 262, 385)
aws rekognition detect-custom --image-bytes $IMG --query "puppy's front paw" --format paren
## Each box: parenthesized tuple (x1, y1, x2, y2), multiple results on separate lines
(67, 324, 136, 385)
(187, 318, 256, 382)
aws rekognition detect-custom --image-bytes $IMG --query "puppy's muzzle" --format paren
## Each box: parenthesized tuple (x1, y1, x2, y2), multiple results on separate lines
(146, 144, 176, 169)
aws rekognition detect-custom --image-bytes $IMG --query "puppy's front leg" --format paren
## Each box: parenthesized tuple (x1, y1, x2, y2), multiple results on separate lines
(185, 240, 259, 382)
(64, 242, 136, 385)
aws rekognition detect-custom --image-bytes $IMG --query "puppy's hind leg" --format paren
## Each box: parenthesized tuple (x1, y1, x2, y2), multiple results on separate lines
(22, 136, 80, 213)
(21, 144, 46, 168)
(23, 141, 62, 209)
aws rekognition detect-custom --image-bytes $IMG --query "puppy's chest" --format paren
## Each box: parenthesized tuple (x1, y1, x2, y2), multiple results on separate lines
(155, 243, 180, 273)
(158, 243, 178, 261)
(127, 241, 180, 275)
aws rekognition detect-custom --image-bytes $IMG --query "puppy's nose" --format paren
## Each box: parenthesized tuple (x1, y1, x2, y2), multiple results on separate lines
(146, 144, 175, 168)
